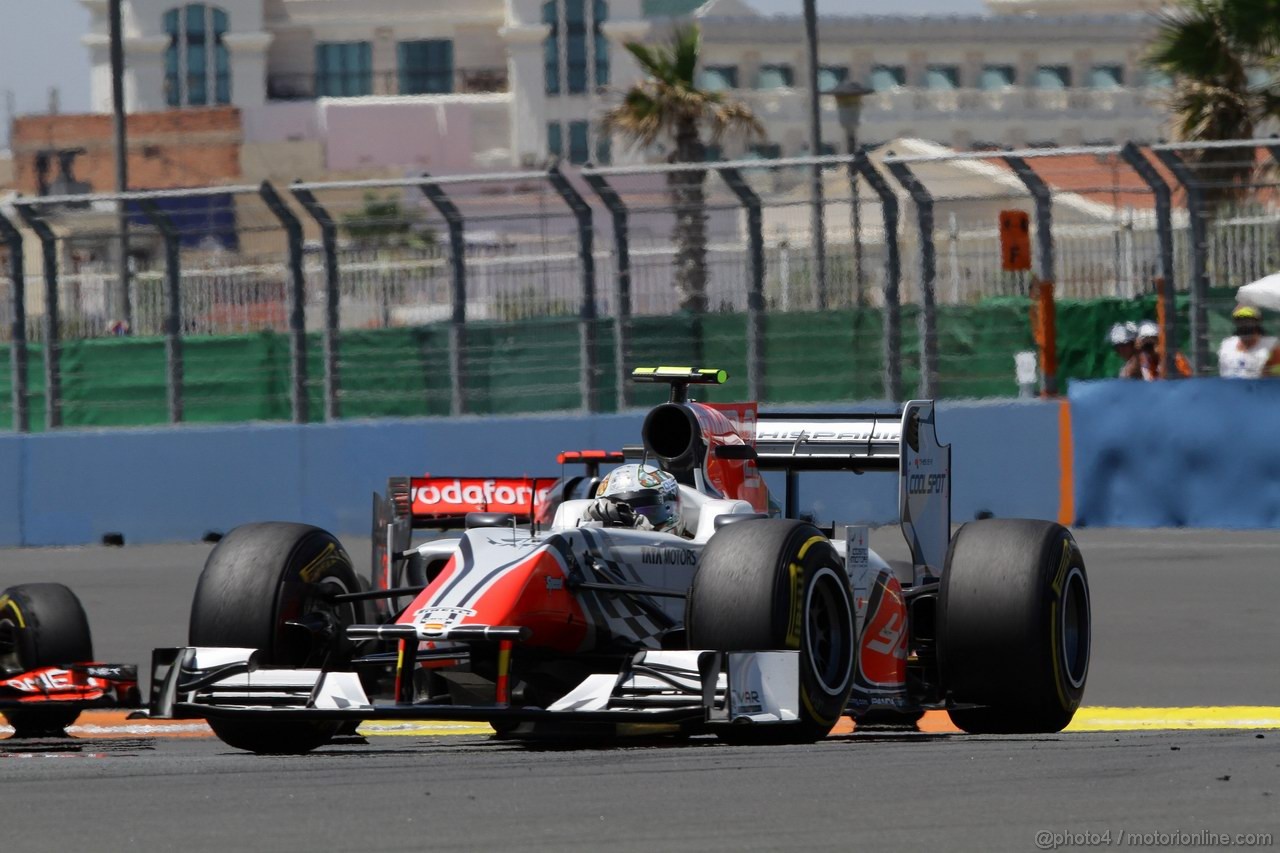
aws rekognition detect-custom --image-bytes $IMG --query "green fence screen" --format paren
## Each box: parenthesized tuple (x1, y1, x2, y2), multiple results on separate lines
(0, 292, 1242, 431)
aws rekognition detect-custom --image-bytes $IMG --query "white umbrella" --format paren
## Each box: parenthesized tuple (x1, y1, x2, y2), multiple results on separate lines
(1237, 272, 1280, 312)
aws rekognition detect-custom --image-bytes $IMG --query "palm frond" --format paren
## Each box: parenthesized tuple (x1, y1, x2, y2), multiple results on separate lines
(598, 23, 764, 160)
(625, 42, 667, 81)
(671, 24, 701, 88)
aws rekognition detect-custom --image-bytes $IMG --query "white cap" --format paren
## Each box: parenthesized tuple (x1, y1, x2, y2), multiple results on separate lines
(1107, 321, 1138, 346)
(1137, 320, 1160, 340)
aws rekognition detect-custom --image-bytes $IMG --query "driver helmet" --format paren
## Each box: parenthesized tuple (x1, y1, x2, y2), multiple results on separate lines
(1107, 321, 1138, 347)
(596, 464, 681, 533)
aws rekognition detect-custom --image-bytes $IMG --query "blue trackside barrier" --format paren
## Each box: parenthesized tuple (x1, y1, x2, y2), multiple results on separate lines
(1070, 379, 1280, 528)
(0, 401, 1064, 547)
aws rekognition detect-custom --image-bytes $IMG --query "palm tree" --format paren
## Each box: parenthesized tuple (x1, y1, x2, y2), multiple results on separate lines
(1146, 0, 1280, 205)
(601, 24, 763, 313)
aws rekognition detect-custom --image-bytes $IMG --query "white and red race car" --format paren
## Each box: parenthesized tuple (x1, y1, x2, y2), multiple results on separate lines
(1, 583, 140, 737)
(147, 367, 1091, 753)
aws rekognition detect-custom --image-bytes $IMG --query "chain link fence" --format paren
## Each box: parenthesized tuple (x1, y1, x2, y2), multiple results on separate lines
(0, 139, 1277, 431)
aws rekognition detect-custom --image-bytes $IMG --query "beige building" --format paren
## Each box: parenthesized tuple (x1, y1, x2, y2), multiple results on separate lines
(71, 0, 1191, 179)
(694, 2, 1167, 153)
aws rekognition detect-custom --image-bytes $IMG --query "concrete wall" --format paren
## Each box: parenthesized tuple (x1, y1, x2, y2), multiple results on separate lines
(0, 399, 1066, 548)
(1071, 379, 1280, 528)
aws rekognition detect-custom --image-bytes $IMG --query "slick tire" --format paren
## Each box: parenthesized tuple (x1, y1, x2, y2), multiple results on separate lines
(688, 519, 855, 744)
(939, 518, 1090, 734)
(0, 583, 94, 737)
(189, 522, 364, 754)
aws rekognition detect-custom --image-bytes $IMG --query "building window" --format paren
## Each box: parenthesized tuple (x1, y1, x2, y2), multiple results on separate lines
(544, 0, 609, 96)
(548, 122, 562, 158)
(980, 65, 1015, 90)
(699, 65, 739, 92)
(748, 143, 782, 159)
(399, 40, 454, 94)
(817, 65, 848, 93)
(1089, 64, 1124, 90)
(316, 42, 372, 96)
(568, 121, 590, 164)
(1035, 65, 1071, 90)
(1143, 68, 1172, 89)
(548, 120, 596, 164)
(703, 143, 723, 161)
(756, 64, 794, 90)
(163, 4, 231, 107)
(595, 133, 612, 165)
(1246, 67, 1273, 87)
(925, 65, 960, 90)
(869, 65, 906, 92)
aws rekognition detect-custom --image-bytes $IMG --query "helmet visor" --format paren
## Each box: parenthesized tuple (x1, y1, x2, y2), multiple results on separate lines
(611, 489, 678, 531)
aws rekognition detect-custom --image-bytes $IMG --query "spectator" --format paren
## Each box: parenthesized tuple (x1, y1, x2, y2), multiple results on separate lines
(1107, 321, 1140, 378)
(1218, 306, 1280, 378)
(1135, 319, 1191, 379)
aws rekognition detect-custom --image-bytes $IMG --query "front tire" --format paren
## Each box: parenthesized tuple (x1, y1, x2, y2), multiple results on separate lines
(189, 522, 364, 754)
(939, 518, 1090, 734)
(688, 519, 855, 744)
(0, 583, 94, 737)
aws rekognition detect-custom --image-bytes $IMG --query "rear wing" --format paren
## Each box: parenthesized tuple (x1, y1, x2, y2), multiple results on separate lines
(756, 400, 951, 583)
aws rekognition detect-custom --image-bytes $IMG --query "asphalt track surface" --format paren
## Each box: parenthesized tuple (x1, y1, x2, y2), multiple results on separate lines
(1, 528, 1278, 851)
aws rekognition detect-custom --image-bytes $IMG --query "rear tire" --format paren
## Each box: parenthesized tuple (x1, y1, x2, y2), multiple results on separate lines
(939, 519, 1090, 734)
(0, 583, 94, 737)
(189, 522, 364, 754)
(688, 519, 855, 744)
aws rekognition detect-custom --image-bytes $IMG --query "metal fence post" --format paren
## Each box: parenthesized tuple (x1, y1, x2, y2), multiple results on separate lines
(546, 165, 600, 414)
(582, 171, 632, 410)
(14, 203, 61, 428)
(291, 186, 341, 421)
(418, 174, 468, 417)
(0, 211, 29, 432)
(1151, 149, 1208, 374)
(138, 201, 184, 423)
(884, 159, 938, 399)
(1119, 143, 1177, 376)
(852, 150, 902, 402)
(718, 167, 766, 402)
(259, 181, 308, 423)
(1004, 155, 1058, 396)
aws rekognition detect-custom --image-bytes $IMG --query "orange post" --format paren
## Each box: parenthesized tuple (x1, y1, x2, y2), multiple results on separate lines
(1030, 280, 1058, 396)
(1155, 277, 1170, 378)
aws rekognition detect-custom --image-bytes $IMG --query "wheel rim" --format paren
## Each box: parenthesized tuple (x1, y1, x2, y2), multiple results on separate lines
(1059, 566, 1090, 690)
(0, 615, 22, 674)
(805, 567, 855, 696)
(0, 596, 24, 671)
(278, 576, 356, 667)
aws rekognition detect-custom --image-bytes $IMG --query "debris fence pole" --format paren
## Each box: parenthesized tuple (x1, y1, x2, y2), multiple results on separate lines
(14, 204, 62, 428)
(719, 167, 766, 401)
(138, 201, 184, 423)
(0, 212, 29, 432)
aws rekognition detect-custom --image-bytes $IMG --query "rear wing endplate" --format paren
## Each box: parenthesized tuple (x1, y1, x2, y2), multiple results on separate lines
(755, 401, 951, 584)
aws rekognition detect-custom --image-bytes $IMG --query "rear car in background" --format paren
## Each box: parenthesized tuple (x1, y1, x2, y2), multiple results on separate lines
(145, 367, 1092, 753)
(0, 584, 140, 737)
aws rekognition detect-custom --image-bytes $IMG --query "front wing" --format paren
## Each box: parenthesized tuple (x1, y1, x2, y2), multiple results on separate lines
(0, 663, 141, 711)
(147, 646, 800, 730)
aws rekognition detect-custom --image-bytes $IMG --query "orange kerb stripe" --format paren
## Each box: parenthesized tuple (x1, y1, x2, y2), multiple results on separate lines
(1057, 399, 1075, 527)
(832, 713, 961, 735)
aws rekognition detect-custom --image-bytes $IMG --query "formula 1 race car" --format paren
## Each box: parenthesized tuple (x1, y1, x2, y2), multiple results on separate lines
(1, 583, 140, 737)
(147, 367, 1091, 754)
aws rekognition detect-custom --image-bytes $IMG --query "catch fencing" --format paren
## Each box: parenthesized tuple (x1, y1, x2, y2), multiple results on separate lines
(0, 138, 1277, 430)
